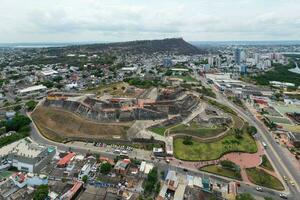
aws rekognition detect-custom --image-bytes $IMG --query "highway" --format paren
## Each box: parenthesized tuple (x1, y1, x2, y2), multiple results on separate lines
(193, 70, 300, 199)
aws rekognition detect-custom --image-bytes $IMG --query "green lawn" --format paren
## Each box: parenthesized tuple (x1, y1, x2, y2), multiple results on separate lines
(260, 155, 274, 172)
(170, 122, 226, 138)
(149, 127, 167, 136)
(246, 168, 284, 191)
(0, 171, 13, 180)
(200, 165, 242, 180)
(174, 130, 257, 161)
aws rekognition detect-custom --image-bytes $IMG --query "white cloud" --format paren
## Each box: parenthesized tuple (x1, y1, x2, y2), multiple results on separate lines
(0, 0, 299, 42)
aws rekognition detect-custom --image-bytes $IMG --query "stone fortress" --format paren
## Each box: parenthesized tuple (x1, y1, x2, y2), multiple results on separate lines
(42, 87, 200, 123)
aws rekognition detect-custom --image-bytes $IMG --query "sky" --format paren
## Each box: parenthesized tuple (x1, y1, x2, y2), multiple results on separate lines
(1, 0, 300, 43)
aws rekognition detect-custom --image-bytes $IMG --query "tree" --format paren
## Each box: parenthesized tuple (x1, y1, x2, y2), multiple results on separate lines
(13, 105, 22, 112)
(42, 80, 54, 88)
(234, 128, 243, 139)
(144, 167, 158, 196)
(25, 100, 38, 111)
(82, 175, 88, 183)
(247, 126, 257, 135)
(183, 136, 193, 145)
(53, 76, 63, 83)
(100, 162, 112, 175)
(33, 185, 49, 200)
(236, 193, 255, 200)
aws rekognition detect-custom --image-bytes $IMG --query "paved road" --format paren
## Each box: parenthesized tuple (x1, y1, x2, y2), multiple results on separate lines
(217, 92, 300, 197)
(192, 71, 300, 199)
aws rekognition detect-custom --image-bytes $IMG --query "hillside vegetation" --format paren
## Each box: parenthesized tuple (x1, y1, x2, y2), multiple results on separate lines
(252, 61, 300, 86)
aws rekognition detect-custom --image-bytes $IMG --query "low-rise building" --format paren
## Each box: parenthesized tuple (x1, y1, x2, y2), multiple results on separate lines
(17, 85, 47, 99)
(0, 138, 56, 173)
(114, 159, 130, 175)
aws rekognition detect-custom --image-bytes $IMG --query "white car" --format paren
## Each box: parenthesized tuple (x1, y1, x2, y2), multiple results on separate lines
(256, 187, 263, 192)
(279, 193, 288, 199)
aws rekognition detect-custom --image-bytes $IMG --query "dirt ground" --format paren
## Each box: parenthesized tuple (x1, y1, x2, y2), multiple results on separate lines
(31, 106, 133, 142)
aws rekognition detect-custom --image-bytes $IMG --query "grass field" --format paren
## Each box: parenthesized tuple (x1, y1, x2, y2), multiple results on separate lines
(0, 171, 13, 180)
(200, 165, 242, 180)
(149, 127, 168, 136)
(85, 82, 138, 97)
(246, 168, 284, 191)
(169, 122, 226, 138)
(174, 129, 257, 161)
(260, 155, 274, 172)
(32, 106, 132, 142)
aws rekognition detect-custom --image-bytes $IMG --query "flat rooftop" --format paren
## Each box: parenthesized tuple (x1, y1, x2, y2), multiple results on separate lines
(19, 85, 47, 94)
(0, 138, 44, 158)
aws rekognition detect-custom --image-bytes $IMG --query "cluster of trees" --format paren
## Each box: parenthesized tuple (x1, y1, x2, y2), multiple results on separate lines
(143, 167, 160, 197)
(124, 78, 162, 89)
(234, 128, 244, 139)
(252, 62, 300, 87)
(263, 118, 277, 130)
(220, 160, 240, 178)
(4, 114, 31, 132)
(247, 126, 257, 135)
(0, 114, 31, 148)
(183, 136, 193, 145)
(33, 185, 49, 200)
(99, 162, 112, 175)
(25, 100, 38, 111)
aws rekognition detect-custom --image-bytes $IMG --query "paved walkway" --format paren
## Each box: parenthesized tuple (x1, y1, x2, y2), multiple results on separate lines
(168, 142, 267, 183)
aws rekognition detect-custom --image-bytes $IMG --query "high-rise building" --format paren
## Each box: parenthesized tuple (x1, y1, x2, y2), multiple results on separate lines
(234, 48, 241, 65)
(215, 56, 221, 68)
(240, 64, 247, 74)
(254, 53, 260, 65)
(208, 56, 214, 67)
(240, 50, 247, 62)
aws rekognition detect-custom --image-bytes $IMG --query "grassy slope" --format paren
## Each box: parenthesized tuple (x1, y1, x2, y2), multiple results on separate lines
(32, 106, 131, 142)
(170, 122, 225, 138)
(260, 155, 274, 172)
(174, 130, 257, 161)
(246, 168, 284, 191)
(149, 127, 167, 136)
(200, 165, 242, 180)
